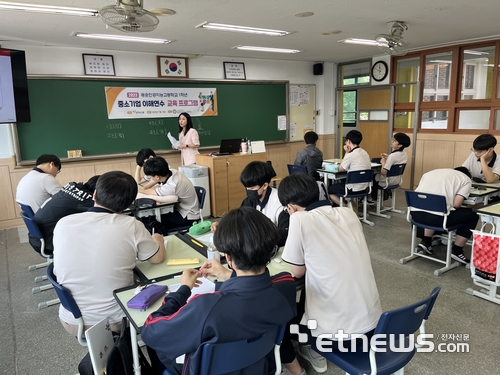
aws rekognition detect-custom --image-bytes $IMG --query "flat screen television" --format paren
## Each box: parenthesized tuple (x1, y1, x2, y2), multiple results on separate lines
(0, 48, 30, 123)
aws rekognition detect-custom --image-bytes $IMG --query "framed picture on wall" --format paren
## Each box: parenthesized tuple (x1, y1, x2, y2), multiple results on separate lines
(157, 56, 189, 78)
(82, 54, 115, 76)
(223, 62, 246, 80)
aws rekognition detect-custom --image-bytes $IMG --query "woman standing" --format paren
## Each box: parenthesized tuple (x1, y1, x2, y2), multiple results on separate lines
(177, 112, 200, 165)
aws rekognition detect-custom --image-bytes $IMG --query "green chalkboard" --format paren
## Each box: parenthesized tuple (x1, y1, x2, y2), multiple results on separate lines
(16, 77, 288, 161)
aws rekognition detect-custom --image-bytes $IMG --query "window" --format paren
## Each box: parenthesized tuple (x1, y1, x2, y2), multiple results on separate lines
(421, 110, 449, 129)
(394, 111, 415, 129)
(340, 61, 371, 87)
(343, 91, 356, 123)
(393, 40, 500, 133)
(457, 109, 490, 129)
(423, 52, 452, 102)
(461, 46, 495, 100)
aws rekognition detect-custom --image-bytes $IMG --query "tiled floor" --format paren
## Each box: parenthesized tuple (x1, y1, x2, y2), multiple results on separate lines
(1, 190, 500, 374)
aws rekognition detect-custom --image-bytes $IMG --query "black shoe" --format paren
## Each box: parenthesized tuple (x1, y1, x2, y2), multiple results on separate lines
(451, 252, 470, 264)
(417, 242, 433, 255)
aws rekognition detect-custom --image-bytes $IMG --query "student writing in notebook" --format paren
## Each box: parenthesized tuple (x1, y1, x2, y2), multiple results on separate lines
(142, 207, 296, 375)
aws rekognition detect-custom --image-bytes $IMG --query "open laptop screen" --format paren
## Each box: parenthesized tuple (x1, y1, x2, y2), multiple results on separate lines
(218, 138, 241, 154)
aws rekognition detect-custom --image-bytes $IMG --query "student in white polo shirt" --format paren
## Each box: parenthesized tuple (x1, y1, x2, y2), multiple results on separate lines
(278, 173, 381, 375)
(53, 171, 166, 335)
(411, 167, 478, 264)
(16, 154, 63, 213)
(140, 156, 199, 232)
(462, 134, 500, 183)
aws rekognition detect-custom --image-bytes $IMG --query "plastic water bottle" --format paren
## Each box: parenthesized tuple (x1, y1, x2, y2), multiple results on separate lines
(207, 241, 220, 262)
(247, 139, 252, 154)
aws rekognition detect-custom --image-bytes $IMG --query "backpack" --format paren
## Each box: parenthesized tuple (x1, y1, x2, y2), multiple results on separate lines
(78, 317, 153, 375)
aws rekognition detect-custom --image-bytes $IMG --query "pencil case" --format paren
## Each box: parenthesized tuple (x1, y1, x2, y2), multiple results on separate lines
(127, 284, 168, 311)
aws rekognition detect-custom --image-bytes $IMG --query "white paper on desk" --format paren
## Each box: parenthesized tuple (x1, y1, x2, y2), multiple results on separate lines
(167, 132, 180, 149)
(168, 277, 216, 301)
(196, 232, 214, 243)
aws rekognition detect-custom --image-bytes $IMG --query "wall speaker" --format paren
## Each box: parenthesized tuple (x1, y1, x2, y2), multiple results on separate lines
(313, 63, 323, 76)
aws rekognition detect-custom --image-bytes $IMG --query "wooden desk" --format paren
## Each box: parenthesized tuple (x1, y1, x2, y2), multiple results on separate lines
(196, 153, 268, 217)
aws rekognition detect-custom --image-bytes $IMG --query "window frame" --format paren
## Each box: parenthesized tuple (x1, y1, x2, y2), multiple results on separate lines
(392, 40, 500, 134)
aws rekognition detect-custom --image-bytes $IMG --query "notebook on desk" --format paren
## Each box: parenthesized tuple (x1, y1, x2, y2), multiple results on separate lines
(212, 138, 241, 156)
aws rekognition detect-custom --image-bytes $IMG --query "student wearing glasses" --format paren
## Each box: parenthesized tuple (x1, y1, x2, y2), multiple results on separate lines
(16, 154, 63, 213)
(462, 134, 500, 183)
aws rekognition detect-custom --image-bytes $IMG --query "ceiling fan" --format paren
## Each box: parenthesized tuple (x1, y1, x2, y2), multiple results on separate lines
(99, 0, 159, 33)
(375, 21, 409, 56)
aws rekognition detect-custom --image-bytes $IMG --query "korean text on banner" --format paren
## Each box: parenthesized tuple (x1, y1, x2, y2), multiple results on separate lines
(105, 87, 218, 120)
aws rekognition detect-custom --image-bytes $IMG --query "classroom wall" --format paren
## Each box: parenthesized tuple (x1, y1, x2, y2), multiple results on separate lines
(0, 44, 337, 228)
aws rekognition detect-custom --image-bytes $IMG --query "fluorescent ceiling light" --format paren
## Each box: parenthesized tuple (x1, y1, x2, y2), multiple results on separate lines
(233, 45, 301, 54)
(338, 38, 379, 46)
(429, 60, 452, 63)
(74, 33, 173, 44)
(464, 50, 489, 55)
(197, 22, 292, 36)
(0, 1, 98, 16)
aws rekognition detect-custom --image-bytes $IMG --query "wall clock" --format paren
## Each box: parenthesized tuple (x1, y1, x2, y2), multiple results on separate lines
(371, 61, 388, 82)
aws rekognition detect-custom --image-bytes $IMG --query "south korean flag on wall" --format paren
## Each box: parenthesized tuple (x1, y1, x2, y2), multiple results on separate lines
(158, 57, 188, 78)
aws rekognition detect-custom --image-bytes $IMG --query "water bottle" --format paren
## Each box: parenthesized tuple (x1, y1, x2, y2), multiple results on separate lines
(247, 139, 252, 154)
(207, 241, 220, 262)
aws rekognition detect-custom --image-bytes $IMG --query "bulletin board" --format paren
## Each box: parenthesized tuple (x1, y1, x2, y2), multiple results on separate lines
(289, 84, 316, 142)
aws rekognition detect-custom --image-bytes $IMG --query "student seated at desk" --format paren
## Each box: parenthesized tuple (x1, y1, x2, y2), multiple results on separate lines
(140, 156, 199, 233)
(412, 167, 478, 264)
(462, 134, 500, 184)
(53, 171, 165, 335)
(30, 175, 99, 255)
(327, 130, 371, 207)
(369, 132, 410, 202)
(134, 148, 157, 188)
(278, 173, 381, 375)
(210, 161, 289, 246)
(294, 131, 323, 180)
(142, 207, 297, 375)
(16, 154, 63, 213)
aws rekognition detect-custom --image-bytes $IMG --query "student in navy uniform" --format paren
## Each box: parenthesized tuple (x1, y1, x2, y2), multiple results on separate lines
(294, 131, 323, 180)
(30, 175, 100, 255)
(462, 133, 500, 183)
(142, 207, 297, 375)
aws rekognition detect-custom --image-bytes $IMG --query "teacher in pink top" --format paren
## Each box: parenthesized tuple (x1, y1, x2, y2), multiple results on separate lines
(176, 112, 200, 165)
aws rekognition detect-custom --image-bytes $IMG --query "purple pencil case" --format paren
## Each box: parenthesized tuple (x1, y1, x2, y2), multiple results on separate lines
(127, 284, 168, 311)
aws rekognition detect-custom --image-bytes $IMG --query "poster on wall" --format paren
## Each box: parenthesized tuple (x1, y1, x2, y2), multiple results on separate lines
(289, 85, 310, 106)
(105, 87, 217, 120)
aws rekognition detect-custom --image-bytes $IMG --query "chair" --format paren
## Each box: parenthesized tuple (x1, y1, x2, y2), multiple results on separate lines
(46, 263, 87, 346)
(401, 191, 462, 276)
(287, 164, 308, 175)
(20, 211, 60, 310)
(332, 169, 375, 226)
(17, 202, 35, 218)
(163, 324, 286, 375)
(312, 287, 441, 375)
(370, 163, 406, 219)
(167, 186, 207, 234)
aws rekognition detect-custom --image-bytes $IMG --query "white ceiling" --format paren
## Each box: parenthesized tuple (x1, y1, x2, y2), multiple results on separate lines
(1, 0, 500, 63)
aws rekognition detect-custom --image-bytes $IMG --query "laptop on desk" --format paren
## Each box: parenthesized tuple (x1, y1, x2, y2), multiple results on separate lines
(213, 138, 241, 156)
